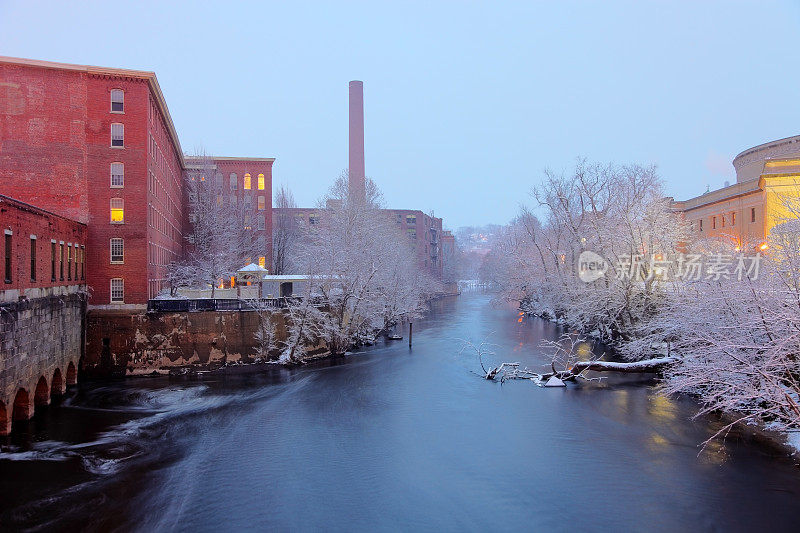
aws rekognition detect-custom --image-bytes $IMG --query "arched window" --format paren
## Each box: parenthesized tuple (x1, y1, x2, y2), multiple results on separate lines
(258, 173, 265, 190)
(110, 89, 124, 112)
(244, 173, 251, 190)
(230, 173, 238, 190)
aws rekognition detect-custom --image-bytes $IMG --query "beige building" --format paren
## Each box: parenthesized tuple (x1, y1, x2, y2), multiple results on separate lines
(671, 135, 800, 251)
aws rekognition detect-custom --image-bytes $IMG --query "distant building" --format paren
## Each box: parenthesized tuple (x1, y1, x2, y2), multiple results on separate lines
(184, 156, 274, 269)
(671, 135, 800, 250)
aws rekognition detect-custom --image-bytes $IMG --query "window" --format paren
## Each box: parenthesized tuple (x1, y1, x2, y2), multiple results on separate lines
(4, 232, 11, 283)
(110, 278, 124, 303)
(406, 215, 416, 225)
(215, 172, 223, 187)
(51, 241, 56, 281)
(30, 236, 36, 281)
(244, 213, 251, 229)
(712, 216, 716, 230)
(258, 214, 266, 230)
(699, 219, 703, 232)
(110, 238, 124, 263)
(731, 212, 736, 226)
(230, 173, 238, 190)
(110, 198, 124, 223)
(258, 173, 265, 190)
(751, 208, 756, 223)
(244, 195, 252, 210)
(111, 123, 124, 147)
(721, 215, 725, 228)
(244, 173, 251, 190)
(258, 256, 266, 268)
(258, 195, 265, 211)
(309, 214, 318, 225)
(81, 246, 85, 280)
(74, 244, 79, 279)
(67, 244, 72, 280)
(396, 214, 402, 224)
(111, 89, 124, 112)
(230, 196, 238, 206)
(407, 228, 417, 239)
(59, 243, 64, 280)
(111, 163, 124, 187)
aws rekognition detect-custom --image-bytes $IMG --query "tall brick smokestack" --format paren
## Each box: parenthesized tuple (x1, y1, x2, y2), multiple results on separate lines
(348, 80, 366, 203)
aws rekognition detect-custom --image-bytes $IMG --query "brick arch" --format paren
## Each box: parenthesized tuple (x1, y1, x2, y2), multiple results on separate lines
(51, 368, 65, 398)
(12, 389, 31, 421)
(66, 361, 77, 386)
(34, 376, 50, 407)
(0, 402, 7, 436)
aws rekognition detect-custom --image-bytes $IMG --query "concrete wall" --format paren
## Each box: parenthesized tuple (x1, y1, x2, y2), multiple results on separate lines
(85, 308, 298, 376)
(0, 288, 85, 434)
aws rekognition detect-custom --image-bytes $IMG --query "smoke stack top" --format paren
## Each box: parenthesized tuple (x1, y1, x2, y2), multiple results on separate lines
(348, 80, 366, 203)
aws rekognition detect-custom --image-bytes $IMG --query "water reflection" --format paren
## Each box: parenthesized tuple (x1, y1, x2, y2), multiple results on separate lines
(2, 292, 800, 531)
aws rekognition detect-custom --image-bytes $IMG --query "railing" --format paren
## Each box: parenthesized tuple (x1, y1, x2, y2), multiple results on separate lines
(147, 298, 294, 313)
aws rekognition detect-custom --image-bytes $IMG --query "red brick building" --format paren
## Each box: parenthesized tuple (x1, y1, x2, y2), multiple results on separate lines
(0, 56, 276, 306)
(0, 194, 87, 298)
(185, 156, 274, 269)
(0, 57, 185, 306)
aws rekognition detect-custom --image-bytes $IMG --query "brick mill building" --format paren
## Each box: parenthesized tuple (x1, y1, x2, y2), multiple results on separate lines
(0, 56, 274, 306)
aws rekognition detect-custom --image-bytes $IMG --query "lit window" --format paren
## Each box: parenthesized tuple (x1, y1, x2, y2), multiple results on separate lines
(111, 123, 124, 147)
(258, 195, 265, 210)
(110, 198, 124, 224)
(230, 173, 238, 190)
(111, 162, 124, 187)
(111, 89, 124, 113)
(244, 173, 252, 190)
(110, 238, 124, 263)
(258, 256, 266, 268)
(258, 173, 265, 190)
(110, 278, 124, 303)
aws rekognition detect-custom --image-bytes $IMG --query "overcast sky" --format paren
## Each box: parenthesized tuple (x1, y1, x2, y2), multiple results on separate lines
(2, 1, 799, 229)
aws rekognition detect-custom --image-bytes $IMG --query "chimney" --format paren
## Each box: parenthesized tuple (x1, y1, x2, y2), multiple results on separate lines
(348, 80, 366, 203)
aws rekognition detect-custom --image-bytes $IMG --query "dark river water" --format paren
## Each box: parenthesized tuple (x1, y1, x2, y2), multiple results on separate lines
(3, 292, 800, 531)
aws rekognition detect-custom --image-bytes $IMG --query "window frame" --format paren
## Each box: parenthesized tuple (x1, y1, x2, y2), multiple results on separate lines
(110, 278, 124, 303)
(110, 238, 124, 264)
(110, 89, 124, 113)
(30, 235, 36, 282)
(111, 162, 124, 188)
(4, 230, 12, 284)
(111, 123, 124, 148)
(244, 173, 252, 190)
(110, 197, 124, 224)
(257, 173, 265, 190)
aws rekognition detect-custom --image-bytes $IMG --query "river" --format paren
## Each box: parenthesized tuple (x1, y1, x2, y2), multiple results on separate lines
(2, 292, 800, 531)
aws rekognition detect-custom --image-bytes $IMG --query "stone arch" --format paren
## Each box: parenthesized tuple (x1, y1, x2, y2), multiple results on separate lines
(34, 376, 50, 407)
(66, 361, 77, 385)
(12, 388, 31, 421)
(51, 368, 65, 398)
(0, 401, 8, 436)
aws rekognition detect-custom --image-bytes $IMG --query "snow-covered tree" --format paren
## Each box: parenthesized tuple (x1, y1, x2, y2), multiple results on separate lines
(168, 154, 261, 297)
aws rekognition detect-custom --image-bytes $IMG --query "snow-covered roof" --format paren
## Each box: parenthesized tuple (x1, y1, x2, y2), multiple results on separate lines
(238, 263, 268, 273)
(262, 274, 311, 281)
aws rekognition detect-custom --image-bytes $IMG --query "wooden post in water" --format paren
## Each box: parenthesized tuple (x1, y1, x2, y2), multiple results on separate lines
(408, 323, 413, 348)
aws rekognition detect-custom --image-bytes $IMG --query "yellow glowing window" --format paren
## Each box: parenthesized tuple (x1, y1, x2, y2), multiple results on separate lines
(110, 198, 124, 224)
(258, 256, 266, 268)
(258, 173, 265, 190)
(244, 173, 251, 190)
